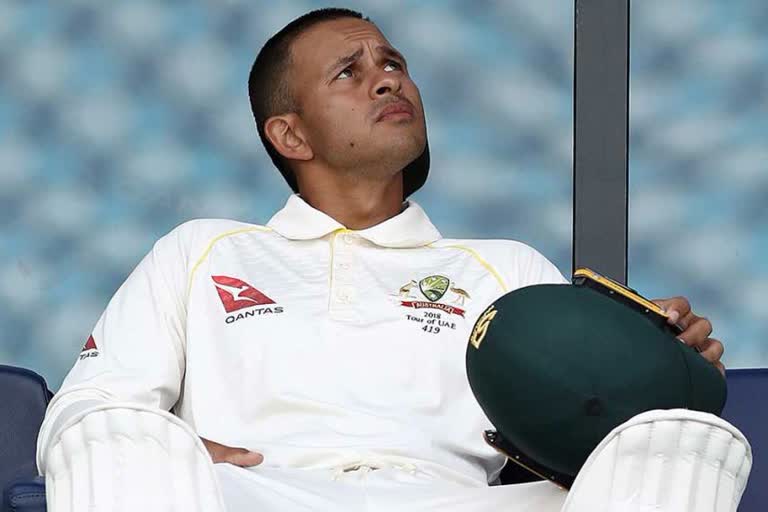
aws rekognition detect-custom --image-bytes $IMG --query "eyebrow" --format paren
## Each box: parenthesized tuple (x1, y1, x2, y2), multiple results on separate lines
(325, 45, 408, 77)
(377, 45, 408, 67)
(327, 47, 364, 77)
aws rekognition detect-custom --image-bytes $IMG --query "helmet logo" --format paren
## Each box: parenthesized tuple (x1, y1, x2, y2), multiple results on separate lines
(470, 304, 498, 349)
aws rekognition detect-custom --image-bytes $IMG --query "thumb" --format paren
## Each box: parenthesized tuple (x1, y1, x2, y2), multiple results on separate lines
(225, 447, 264, 467)
(200, 436, 264, 467)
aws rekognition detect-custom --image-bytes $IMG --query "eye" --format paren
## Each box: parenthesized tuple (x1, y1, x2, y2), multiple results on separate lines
(336, 67, 353, 80)
(384, 60, 402, 72)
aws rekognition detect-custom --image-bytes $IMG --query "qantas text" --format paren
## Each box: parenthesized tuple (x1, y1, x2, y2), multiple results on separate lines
(225, 306, 284, 324)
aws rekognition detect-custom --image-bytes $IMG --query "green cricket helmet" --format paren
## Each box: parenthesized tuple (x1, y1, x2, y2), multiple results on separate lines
(465, 277, 727, 488)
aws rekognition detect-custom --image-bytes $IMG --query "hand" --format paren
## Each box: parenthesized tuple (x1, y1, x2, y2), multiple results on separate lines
(652, 296, 725, 377)
(200, 437, 264, 467)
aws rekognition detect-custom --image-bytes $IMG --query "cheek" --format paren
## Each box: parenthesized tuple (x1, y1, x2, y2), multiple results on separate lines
(323, 101, 365, 135)
(303, 105, 337, 143)
(408, 85, 425, 118)
(304, 89, 371, 146)
(305, 104, 362, 151)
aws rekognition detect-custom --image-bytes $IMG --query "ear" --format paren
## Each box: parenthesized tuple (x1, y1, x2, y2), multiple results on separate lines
(263, 113, 313, 162)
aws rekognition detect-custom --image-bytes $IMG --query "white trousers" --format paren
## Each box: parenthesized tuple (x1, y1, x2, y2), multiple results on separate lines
(214, 463, 568, 512)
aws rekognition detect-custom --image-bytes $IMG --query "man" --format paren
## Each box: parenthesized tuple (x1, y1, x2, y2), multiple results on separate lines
(36, 8, 728, 511)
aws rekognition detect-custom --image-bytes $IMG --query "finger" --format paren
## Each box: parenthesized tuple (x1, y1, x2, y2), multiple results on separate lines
(666, 308, 681, 325)
(200, 436, 226, 462)
(653, 297, 691, 324)
(698, 337, 725, 364)
(677, 310, 696, 331)
(714, 361, 726, 378)
(226, 448, 264, 467)
(200, 437, 264, 466)
(678, 316, 713, 349)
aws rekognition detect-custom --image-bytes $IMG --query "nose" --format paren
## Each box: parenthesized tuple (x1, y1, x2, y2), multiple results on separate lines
(369, 69, 402, 99)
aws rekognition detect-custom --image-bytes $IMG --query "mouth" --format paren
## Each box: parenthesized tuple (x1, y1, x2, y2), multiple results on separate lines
(375, 100, 415, 122)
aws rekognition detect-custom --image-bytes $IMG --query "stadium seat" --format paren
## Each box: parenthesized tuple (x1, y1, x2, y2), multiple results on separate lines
(0, 365, 51, 512)
(720, 368, 767, 511)
(1, 365, 765, 511)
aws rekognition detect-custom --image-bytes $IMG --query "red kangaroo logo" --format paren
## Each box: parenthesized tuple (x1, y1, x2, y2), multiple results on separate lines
(211, 276, 276, 313)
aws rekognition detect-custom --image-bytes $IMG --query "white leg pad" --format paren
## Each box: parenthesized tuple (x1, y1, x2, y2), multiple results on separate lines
(561, 409, 752, 512)
(40, 403, 226, 512)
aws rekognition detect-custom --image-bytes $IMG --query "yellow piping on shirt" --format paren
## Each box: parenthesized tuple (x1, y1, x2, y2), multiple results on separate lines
(426, 243, 508, 293)
(187, 226, 272, 295)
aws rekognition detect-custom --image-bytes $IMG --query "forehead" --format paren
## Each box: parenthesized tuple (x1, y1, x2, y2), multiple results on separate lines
(291, 18, 393, 71)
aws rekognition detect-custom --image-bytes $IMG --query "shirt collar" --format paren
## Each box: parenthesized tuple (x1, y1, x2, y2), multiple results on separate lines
(267, 194, 442, 248)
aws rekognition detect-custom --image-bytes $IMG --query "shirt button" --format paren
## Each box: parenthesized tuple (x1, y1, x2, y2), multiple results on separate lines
(338, 262, 351, 270)
(343, 234, 355, 244)
(337, 293, 350, 303)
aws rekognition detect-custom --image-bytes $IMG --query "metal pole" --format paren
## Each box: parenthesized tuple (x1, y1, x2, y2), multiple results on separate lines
(573, 0, 629, 284)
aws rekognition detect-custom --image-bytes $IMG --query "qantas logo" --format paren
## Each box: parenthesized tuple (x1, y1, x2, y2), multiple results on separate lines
(211, 275, 284, 324)
(212, 275, 275, 312)
(79, 335, 99, 360)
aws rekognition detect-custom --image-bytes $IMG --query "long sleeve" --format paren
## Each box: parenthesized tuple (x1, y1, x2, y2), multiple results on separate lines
(36, 224, 191, 474)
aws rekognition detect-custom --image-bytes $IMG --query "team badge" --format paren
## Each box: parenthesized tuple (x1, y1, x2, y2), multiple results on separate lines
(395, 275, 471, 317)
(419, 275, 449, 302)
(394, 274, 472, 334)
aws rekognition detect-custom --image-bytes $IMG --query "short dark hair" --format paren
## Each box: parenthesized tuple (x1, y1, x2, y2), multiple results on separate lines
(248, 8, 372, 191)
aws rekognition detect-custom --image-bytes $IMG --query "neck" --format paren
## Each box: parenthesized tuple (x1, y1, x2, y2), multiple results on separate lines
(296, 169, 406, 230)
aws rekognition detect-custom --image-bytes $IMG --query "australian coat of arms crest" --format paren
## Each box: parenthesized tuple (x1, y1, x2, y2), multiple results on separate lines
(396, 275, 470, 316)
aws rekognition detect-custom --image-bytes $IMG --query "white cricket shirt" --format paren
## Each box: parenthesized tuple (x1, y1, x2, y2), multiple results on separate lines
(38, 194, 567, 485)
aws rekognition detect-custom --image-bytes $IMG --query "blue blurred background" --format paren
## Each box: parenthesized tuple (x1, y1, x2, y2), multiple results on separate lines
(1, 0, 765, 390)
